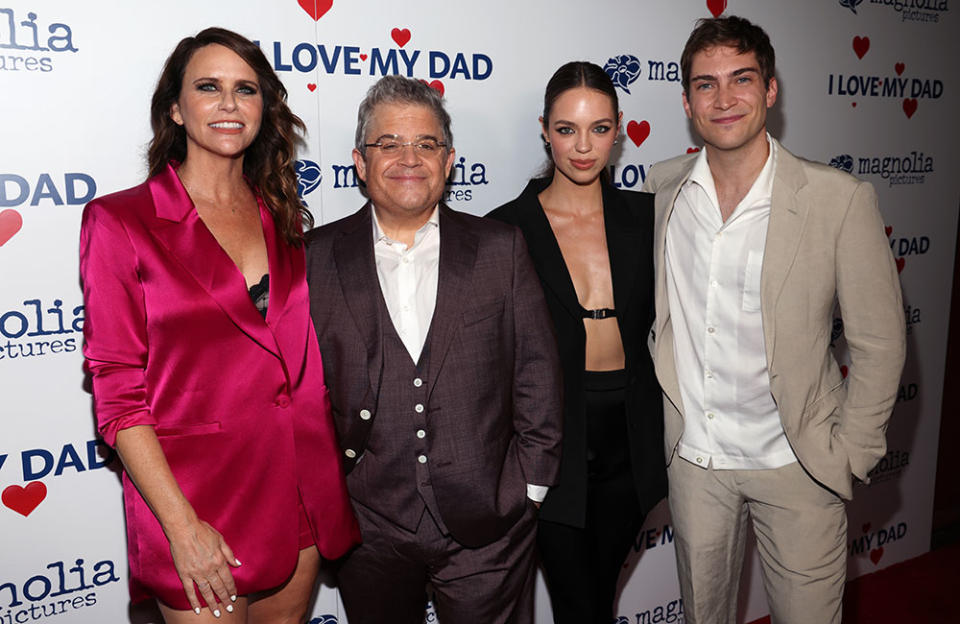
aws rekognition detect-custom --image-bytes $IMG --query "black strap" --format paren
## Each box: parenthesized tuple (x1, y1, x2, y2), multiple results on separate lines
(581, 307, 616, 320)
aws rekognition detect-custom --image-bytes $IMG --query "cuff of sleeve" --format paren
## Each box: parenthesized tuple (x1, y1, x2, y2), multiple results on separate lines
(99, 410, 156, 448)
(526, 484, 549, 503)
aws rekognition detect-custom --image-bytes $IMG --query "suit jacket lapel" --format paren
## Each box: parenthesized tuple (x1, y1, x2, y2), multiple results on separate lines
(332, 205, 385, 393)
(511, 180, 583, 321)
(425, 205, 477, 392)
(652, 161, 694, 412)
(602, 183, 641, 325)
(148, 164, 280, 357)
(761, 141, 809, 365)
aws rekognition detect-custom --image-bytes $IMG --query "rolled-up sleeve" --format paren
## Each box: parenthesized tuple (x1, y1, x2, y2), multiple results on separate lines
(80, 201, 156, 446)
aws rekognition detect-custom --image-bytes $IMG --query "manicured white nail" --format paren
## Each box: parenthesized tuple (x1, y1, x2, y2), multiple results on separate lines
(213, 609, 221, 618)
(234, 558, 242, 566)
(194, 607, 201, 615)
(230, 594, 237, 602)
(226, 604, 234, 613)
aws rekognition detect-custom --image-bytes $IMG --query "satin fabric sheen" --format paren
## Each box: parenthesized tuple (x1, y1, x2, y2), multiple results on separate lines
(80, 163, 360, 608)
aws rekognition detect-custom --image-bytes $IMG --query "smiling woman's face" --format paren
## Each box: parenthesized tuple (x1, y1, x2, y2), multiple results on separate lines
(170, 43, 264, 163)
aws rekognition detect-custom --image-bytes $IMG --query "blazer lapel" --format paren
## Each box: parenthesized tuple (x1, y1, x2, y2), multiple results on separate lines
(761, 141, 809, 365)
(512, 180, 583, 321)
(602, 184, 642, 326)
(425, 205, 477, 393)
(148, 164, 280, 357)
(651, 162, 694, 412)
(332, 205, 385, 392)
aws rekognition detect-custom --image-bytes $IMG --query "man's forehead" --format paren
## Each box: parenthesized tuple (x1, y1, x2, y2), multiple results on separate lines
(369, 101, 442, 133)
(691, 45, 760, 71)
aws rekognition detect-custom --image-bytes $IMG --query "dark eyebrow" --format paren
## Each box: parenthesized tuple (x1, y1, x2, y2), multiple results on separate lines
(371, 134, 441, 142)
(691, 67, 759, 83)
(553, 118, 616, 126)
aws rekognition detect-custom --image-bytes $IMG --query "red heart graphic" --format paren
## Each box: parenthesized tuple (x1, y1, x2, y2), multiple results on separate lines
(297, 0, 333, 21)
(841, 365, 849, 379)
(0, 209, 23, 246)
(706, 0, 726, 18)
(862, 522, 872, 533)
(870, 547, 884, 565)
(391, 28, 411, 48)
(419, 79, 444, 96)
(626, 120, 650, 147)
(885, 226, 892, 237)
(2, 482, 47, 517)
(852, 102, 857, 108)
(852, 36, 870, 59)
(686, 147, 701, 154)
(896, 257, 905, 273)
(360, 53, 368, 61)
(307, 83, 317, 92)
(895, 62, 905, 76)
(902, 98, 918, 119)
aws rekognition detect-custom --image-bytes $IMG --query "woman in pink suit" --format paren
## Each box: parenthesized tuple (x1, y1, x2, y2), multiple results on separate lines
(79, 27, 360, 623)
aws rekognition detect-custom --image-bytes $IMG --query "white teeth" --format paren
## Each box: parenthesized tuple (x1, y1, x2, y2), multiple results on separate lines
(210, 122, 243, 129)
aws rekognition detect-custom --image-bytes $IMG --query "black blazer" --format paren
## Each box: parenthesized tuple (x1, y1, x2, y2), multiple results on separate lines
(487, 177, 666, 528)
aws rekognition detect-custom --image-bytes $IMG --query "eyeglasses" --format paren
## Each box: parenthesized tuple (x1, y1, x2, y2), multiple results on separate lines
(364, 137, 447, 155)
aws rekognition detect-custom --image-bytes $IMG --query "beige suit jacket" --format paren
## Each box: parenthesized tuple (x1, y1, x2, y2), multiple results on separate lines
(644, 139, 906, 499)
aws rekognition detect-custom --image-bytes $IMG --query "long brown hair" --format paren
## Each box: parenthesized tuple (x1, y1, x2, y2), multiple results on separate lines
(147, 27, 311, 245)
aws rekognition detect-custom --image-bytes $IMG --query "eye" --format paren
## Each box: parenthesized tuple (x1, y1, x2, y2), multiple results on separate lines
(416, 141, 438, 152)
(196, 82, 218, 92)
(237, 84, 259, 95)
(593, 125, 611, 134)
(379, 141, 401, 153)
(736, 75, 752, 84)
(695, 82, 713, 91)
(556, 127, 574, 135)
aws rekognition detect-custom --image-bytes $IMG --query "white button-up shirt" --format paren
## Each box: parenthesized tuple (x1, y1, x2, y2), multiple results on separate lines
(664, 137, 798, 470)
(373, 207, 440, 363)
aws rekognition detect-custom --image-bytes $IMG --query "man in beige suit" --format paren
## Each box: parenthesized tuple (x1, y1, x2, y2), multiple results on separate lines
(643, 16, 905, 624)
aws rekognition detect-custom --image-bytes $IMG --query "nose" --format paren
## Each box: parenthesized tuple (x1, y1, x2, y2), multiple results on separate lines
(715, 82, 736, 110)
(397, 143, 421, 166)
(575, 131, 592, 154)
(219, 90, 238, 112)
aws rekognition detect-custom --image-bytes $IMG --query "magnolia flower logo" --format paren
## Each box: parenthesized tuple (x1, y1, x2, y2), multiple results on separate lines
(839, 0, 863, 14)
(828, 154, 854, 173)
(604, 54, 642, 94)
(295, 159, 323, 199)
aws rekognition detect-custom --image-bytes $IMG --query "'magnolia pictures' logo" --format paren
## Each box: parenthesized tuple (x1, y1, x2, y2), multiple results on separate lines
(0, 7, 79, 73)
(829, 150, 934, 187)
(839, 0, 948, 23)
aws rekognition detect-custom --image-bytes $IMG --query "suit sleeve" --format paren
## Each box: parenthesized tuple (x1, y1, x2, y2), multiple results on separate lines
(509, 228, 563, 486)
(834, 181, 906, 481)
(80, 202, 157, 447)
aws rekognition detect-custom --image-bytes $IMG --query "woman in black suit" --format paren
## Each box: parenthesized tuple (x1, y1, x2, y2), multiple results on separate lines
(488, 61, 666, 623)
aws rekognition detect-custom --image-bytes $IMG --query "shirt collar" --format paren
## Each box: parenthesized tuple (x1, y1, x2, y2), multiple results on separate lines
(372, 204, 440, 248)
(687, 133, 777, 216)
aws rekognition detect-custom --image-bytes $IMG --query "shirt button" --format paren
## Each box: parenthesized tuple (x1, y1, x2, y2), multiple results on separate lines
(696, 456, 703, 464)
(707, 412, 715, 420)
(415, 403, 424, 413)
(710, 280, 719, 288)
(707, 327, 716, 334)
(276, 395, 291, 408)
(359, 409, 372, 420)
(418, 455, 427, 464)
(402, 257, 410, 264)
(413, 377, 423, 387)
(416, 429, 426, 439)
(344, 449, 357, 459)
(705, 370, 714, 379)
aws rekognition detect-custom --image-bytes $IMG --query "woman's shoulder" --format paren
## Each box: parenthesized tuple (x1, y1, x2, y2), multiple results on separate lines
(486, 177, 551, 224)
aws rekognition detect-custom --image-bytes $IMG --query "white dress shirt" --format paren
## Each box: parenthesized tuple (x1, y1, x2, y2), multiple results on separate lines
(664, 136, 798, 470)
(371, 206, 548, 501)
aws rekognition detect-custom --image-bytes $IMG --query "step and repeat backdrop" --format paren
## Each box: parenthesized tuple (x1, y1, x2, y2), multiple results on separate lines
(1, 1, 957, 622)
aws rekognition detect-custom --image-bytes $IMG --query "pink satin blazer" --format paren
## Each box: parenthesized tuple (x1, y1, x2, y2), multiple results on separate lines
(79, 163, 360, 608)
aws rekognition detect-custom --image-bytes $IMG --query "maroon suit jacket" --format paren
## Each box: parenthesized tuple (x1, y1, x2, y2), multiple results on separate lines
(80, 164, 360, 607)
(306, 203, 563, 547)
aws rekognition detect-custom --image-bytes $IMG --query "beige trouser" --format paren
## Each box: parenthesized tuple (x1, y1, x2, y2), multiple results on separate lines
(667, 457, 847, 624)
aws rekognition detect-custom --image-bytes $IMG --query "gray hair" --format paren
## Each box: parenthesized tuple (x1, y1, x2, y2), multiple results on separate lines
(354, 75, 453, 156)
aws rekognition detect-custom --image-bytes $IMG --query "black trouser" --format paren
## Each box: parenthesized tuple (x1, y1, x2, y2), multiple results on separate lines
(538, 370, 645, 624)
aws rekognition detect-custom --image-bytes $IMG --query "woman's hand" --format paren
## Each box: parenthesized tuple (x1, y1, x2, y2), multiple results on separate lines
(168, 519, 241, 616)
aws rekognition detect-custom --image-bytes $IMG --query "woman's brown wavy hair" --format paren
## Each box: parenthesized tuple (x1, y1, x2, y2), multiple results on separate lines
(147, 27, 312, 245)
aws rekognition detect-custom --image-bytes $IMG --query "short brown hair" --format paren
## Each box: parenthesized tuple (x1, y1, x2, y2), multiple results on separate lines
(680, 16, 775, 95)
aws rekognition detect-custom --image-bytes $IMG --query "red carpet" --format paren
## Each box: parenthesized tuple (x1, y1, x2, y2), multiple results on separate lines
(843, 540, 960, 623)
